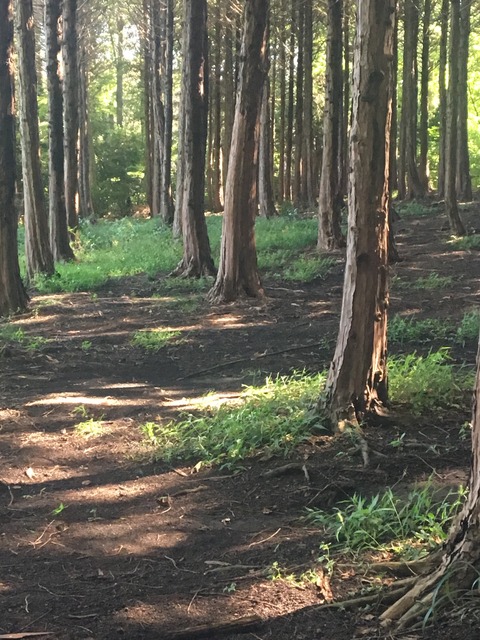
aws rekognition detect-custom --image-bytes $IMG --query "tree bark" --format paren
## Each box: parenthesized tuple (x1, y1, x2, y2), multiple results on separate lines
(444, 0, 465, 235)
(173, 0, 215, 277)
(321, 0, 395, 429)
(293, 0, 304, 207)
(456, 0, 472, 202)
(0, 0, 29, 316)
(318, 0, 345, 252)
(301, 0, 315, 208)
(222, 6, 235, 194)
(418, 0, 431, 192)
(258, 75, 277, 218)
(46, 0, 74, 262)
(16, 0, 55, 281)
(150, 0, 165, 219)
(116, 18, 124, 128)
(160, 0, 174, 223)
(277, 0, 286, 203)
(284, 0, 295, 202)
(437, 0, 449, 198)
(208, 0, 268, 303)
(62, 0, 79, 231)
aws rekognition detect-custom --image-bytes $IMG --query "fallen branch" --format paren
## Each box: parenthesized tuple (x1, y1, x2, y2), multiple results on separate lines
(314, 583, 412, 612)
(162, 614, 262, 639)
(369, 554, 440, 578)
(262, 463, 310, 479)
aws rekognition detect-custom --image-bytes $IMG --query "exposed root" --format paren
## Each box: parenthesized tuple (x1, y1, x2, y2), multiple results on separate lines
(369, 553, 440, 577)
(315, 582, 414, 612)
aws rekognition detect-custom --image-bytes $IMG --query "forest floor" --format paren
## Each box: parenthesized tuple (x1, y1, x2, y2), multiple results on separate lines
(1, 206, 480, 640)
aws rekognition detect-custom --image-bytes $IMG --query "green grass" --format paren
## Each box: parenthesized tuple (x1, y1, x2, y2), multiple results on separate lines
(391, 273, 454, 291)
(283, 255, 335, 282)
(0, 324, 49, 352)
(306, 482, 466, 558)
(395, 201, 434, 218)
(141, 371, 327, 469)
(75, 418, 106, 438)
(389, 316, 453, 345)
(131, 328, 182, 351)
(456, 310, 480, 345)
(448, 234, 480, 251)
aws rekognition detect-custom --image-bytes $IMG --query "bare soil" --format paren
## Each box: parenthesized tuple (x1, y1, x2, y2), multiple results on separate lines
(1, 207, 480, 639)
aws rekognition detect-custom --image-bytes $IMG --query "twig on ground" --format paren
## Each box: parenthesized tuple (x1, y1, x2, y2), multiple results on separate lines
(248, 528, 281, 547)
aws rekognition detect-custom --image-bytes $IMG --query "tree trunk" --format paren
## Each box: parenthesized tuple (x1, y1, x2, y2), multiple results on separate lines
(62, 0, 79, 231)
(456, 0, 472, 202)
(160, 0, 174, 224)
(418, 0, 431, 192)
(381, 336, 480, 630)
(208, 0, 268, 303)
(437, 0, 449, 198)
(301, 0, 315, 208)
(210, 6, 223, 213)
(0, 0, 29, 316)
(258, 75, 277, 219)
(16, 0, 55, 281)
(340, 0, 350, 197)
(389, 15, 398, 193)
(277, 0, 286, 203)
(284, 0, 295, 202)
(293, 0, 304, 207)
(143, 0, 153, 215)
(444, 0, 465, 235)
(116, 18, 124, 128)
(173, 0, 215, 277)
(77, 37, 95, 220)
(46, 0, 74, 262)
(222, 7, 235, 194)
(318, 0, 345, 252)
(321, 0, 395, 429)
(150, 0, 165, 219)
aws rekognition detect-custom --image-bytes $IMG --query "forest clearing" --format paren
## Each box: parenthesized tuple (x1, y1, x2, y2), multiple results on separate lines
(1, 205, 480, 639)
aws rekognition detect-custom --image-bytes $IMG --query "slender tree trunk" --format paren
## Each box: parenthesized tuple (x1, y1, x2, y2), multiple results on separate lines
(321, 0, 395, 429)
(301, 0, 315, 207)
(77, 38, 94, 220)
(62, 0, 79, 231)
(418, 0, 431, 192)
(173, 0, 215, 277)
(277, 0, 286, 203)
(259, 75, 277, 218)
(293, 0, 304, 206)
(437, 0, 449, 198)
(46, 0, 74, 262)
(0, 0, 29, 316)
(208, 0, 268, 303)
(116, 18, 124, 128)
(389, 15, 398, 193)
(318, 0, 345, 251)
(143, 0, 153, 214)
(444, 0, 465, 235)
(150, 0, 165, 219)
(160, 0, 174, 223)
(16, 0, 55, 280)
(211, 6, 223, 213)
(284, 0, 295, 202)
(456, 0, 472, 201)
(340, 0, 350, 197)
(222, 8, 235, 194)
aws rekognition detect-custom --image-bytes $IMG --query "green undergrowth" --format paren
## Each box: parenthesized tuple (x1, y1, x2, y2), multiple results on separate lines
(141, 350, 472, 468)
(389, 312, 480, 347)
(0, 324, 49, 352)
(131, 328, 182, 351)
(395, 201, 434, 218)
(306, 482, 466, 559)
(448, 234, 480, 251)
(29, 214, 322, 293)
(393, 273, 453, 291)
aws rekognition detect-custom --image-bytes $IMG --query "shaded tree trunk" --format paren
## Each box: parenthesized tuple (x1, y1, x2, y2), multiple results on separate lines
(259, 75, 277, 218)
(16, 0, 55, 280)
(77, 38, 94, 220)
(318, 0, 345, 251)
(389, 14, 398, 193)
(62, 0, 79, 231)
(321, 0, 395, 429)
(208, 0, 268, 303)
(173, 0, 215, 277)
(418, 0, 431, 192)
(437, 0, 449, 198)
(46, 0, 74, 262)
(340, 0, 350, 197)
(456, 0, 472, 201)
(222, 7, 235, 194)
(160, 0, 174, 223)
(210, 5, 223, 213)
(444, 0, 465, 235)
(150, 0, 165, 219)
(116, 18, 124, 128)
(284, 1, 295, 202)
(293, 0, 304, 206)
(143, 0, 153, 214)
(0, 0, 29, 316)
(277, 0, 286, 203)
(301, 0, 315, 207)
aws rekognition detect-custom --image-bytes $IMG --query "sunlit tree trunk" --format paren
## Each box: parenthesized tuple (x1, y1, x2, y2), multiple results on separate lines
(77, 37, 94, 220)
(46, 0, 74, 262)
(143, 0, 153, 214)
(284, 0, 295, 202)
(16, 0, 55, 280)
(222, 6, 235, 191)
(293, 0, 304, 206)
(160, 0, 174, 223)
(437, 0, 448, 198)
(418, 0, 431, 192)
(318, 0, 344, 251)
(0, 0, 29, 316)
(116, 18, 124, 128)
(150, 0, 165, 219)
(321, 0, 395, 429)
(456, 0, 472, 202)
(173, 0, 215, 277)
(277, 0, 286, 203)
(208, 0, 268, 303)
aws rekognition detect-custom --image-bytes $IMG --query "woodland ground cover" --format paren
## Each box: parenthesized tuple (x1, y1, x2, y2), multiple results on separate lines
(1, 206, 480, 639)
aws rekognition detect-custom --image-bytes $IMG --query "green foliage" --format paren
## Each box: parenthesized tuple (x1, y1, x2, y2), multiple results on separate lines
(456, 310, 480, 345)
(131, 328, 182, 351)
(0, 324, 49, 352)
(75, 418, 106, 438)
(449, 234, 480, 251)
(306, 483, 466, 557)
(141, 372, 326, 468)
(388, 349, 473, 414)
(283, 255, 335, 282)
(389, 316, 453, 345)
(395, 201, 434, 218)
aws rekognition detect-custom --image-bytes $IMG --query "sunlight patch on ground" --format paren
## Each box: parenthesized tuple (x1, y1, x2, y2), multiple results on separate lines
(162, 391, 242, 411)
(27, 394, 132, 407)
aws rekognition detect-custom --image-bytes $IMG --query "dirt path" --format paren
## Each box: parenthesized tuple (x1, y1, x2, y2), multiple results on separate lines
(1, 210, 480, 639)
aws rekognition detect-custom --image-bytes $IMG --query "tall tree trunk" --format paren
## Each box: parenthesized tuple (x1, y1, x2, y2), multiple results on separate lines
(418, 0, 431, 192)
(284, 0, 295, 202)
(211, 5, 223, 213)
(150, 0, 165, 219)
(318, 0, 345, 252)
(173, 0, 215, 277)
(444, 0, 465, 235)
(77, 38, 94, 219)
(456, 0, 472, 201)
(208, 0, 268, 303)
(16, 0, 55, 280)
(277, 0, 286, 203)
(62, 0, 79, 231)
(321, 0, 395, 429)
(0, 0, 29, 316)
(293, 0, 304, 207)
(143, 0, 153, 214)
(437, 0, 449, 198)
(389, 14, 398, 193)
(340, 0, 350, 197)
(301, 0, 315, 207)
(222, 7, 235, 193)
(46, 0, 74, 262)
(116, 18, 124, 128)
(259, 75, 277, 218)
(160, 0, 174, 223)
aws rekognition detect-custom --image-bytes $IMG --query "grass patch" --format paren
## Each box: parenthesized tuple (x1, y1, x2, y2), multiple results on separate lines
(141, 371, 327, 468)
(0, 324, 49, 352)
(391, 273, 454, 291)
(388, 348, 473, 414)
(306, 482, 466, 558)
(456, 310, 480, 345)
(75, 418, 106, 438)
(131, 328, 182, 351)
(389, 316, 453, 345)
(283, 255, 335, 282)
(396, 201, 434, 218)
(448, 234, 480, 251)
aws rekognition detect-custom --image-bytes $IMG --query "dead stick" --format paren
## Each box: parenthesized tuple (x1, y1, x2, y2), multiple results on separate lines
(162, 614, 262, 639)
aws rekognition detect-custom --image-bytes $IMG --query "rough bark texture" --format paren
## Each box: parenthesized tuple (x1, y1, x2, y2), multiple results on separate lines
(77, 36, 94, 220)
(160, 0, 174, 224)
(173, 0, 215, 278)
(0, 0, 29, 316)
(444, 0, 466, 235)
(208, 0, 268, 303)
(17, 0, 55, 280)
(301, 0, 315, 208)
(293, 0, 304, 206)
(322, 0, 395, 429)
(277, 1, 286, 203)
(258, 75, 277, 218)
(46, 0, 74, 262)
(284, 1, 295, 202)
(116, 18, 124, 128)
(456, 0, 472, 201)
(62, 0, 79, 231)
(437, 0, 449, 198)
(318, 0, 345, 252)
(222, 8, 235, 195)
(418, 0, 431, 192)
(150, 0, 165, 219)
(381, 337, 480, 630)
